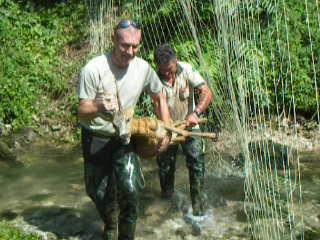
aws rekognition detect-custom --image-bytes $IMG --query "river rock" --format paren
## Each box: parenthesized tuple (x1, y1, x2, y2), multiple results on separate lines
(14, 128, 37, 148)
(0, 139, 16, 162)
(235, 139, 298, 169)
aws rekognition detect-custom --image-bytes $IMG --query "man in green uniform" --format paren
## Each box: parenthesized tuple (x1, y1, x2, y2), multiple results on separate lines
(77, 20, 171, 240)
(154, 44, 212, 217)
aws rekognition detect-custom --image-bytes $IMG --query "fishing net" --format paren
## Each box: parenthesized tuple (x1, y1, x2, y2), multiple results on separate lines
(84, 0, 320, 239)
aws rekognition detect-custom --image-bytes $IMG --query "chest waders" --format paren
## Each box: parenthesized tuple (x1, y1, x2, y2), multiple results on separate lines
(81, 127, 144, 240)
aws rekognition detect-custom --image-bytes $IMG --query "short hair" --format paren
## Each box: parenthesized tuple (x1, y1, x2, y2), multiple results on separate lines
(154, 44, 177, 65)
(114, 19, 141, 38)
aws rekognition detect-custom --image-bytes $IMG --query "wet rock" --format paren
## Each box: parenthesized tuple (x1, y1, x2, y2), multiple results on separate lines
(234, 139, 298, 169)
(14, 128, 37, 149)
(0, 139, 16, 162)
(175, 227, 188, 238)
(296, 115, 306, 125)
(46, 232, 58, 240)
(0, 209, 18, 220)
(191, 221, 201, 236)
(21, 206, 88, 238)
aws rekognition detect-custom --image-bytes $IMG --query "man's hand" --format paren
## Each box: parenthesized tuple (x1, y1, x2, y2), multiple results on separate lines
(95, 92, 119, 120)
(186, 112, 200, 127)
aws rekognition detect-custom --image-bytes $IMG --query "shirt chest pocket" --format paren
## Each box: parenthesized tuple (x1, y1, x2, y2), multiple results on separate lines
(177, 78, 190, 101)
(179, 86, 189, 100)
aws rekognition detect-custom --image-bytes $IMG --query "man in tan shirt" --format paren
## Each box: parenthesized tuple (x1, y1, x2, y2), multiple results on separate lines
(154, 43, 212, 217)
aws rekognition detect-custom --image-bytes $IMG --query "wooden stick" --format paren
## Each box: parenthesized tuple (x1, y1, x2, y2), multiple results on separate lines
(164, 125, 216, 139)
(173, 118, 208, 128)
(184, 131, 216, 138)
(164, 125, 186, 135)
(171, 136, 186, 144)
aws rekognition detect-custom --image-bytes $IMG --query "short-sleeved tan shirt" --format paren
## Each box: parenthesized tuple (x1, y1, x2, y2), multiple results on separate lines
(160, 62, 205, 122)
(78, 52, 162, 136)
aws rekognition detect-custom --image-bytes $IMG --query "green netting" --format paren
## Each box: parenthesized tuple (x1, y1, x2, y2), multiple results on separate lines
(84, 1, 320, 239)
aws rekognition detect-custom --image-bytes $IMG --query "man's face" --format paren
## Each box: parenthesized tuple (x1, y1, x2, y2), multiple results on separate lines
(157, 60, 178, 82)
(112, 27, 141, 68)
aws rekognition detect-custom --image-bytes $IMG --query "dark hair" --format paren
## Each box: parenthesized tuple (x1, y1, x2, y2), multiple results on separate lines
(154, 43, 176, 65)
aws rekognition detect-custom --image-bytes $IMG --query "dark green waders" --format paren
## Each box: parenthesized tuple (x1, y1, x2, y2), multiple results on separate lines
(157, 130, 205, 216)
(81, 128, 145, 240)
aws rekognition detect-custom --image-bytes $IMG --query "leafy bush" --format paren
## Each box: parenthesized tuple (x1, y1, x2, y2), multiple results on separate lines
(249, 0, 320, 116)
(0, 0, 86, 129)
(0, 221, 40, 240)
(1, 0, 318, 134)
(136, 0, 319, 119)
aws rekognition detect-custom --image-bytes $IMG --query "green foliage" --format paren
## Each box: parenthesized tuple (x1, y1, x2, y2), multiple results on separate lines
(249, 0, 320, 115)
(0, 221, 40, 240)
(136, 0, 319, 119)
(0, 0, 86, 129)
(1, 0, 319, 134)
(135, 0, 194, 52)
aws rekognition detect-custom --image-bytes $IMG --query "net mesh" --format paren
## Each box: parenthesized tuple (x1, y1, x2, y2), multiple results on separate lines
(84, 0, 320, 239)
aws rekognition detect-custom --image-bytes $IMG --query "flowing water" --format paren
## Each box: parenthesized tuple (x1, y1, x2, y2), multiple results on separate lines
(0, 140, 319, 240)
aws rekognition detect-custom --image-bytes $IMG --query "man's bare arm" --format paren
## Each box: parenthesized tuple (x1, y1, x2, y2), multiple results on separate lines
(77, 99, 100, 120)
(152, 91, 172, 153)
(152, 92, 171, 125)
(186, 84, 212, 127)
(195, 84, 212, 114)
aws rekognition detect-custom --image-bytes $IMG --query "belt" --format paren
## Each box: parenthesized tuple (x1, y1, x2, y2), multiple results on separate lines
(81, 127, 114, 141)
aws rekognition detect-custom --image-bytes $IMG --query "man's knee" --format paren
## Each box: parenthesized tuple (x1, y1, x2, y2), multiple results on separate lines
(183, 136, 204, 159)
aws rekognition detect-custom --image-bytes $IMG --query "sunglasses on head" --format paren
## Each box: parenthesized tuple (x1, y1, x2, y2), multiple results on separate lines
(115, 20, 140, 30)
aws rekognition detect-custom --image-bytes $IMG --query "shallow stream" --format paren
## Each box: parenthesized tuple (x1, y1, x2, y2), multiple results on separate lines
(0, 141, 319, 239)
